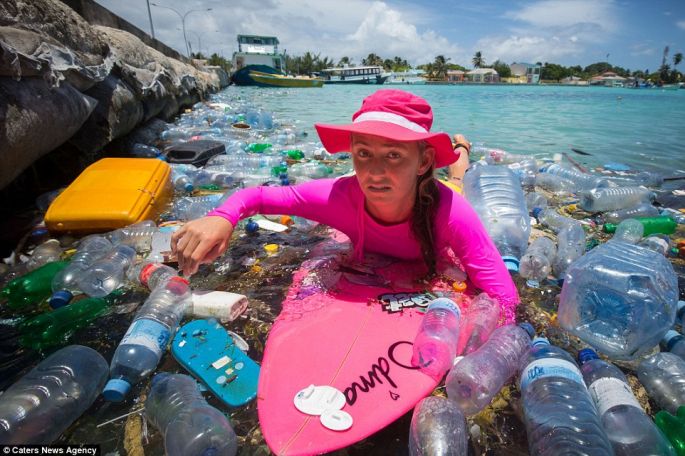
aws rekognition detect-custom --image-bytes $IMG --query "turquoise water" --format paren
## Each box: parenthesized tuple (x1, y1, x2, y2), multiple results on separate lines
(227, 84, 685, 177)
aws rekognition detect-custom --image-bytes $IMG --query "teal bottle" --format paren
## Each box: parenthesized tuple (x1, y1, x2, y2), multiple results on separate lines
(1, 261, 68, 310)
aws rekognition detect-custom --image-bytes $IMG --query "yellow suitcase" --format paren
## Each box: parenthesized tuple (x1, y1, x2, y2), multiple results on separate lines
(45, 158, 172, 233)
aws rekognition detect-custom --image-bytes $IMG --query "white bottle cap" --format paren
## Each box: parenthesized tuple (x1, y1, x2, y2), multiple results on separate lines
(293, 385, 346, 416)
(320, 409, 353, 431)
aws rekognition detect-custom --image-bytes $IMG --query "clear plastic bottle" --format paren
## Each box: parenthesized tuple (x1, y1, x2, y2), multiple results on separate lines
(288, 162, 332, 180)
(456, 293, 500, 355)
(131, 143, 164, 159)
(662, 330, 685, 361)
(109, 220, 158, 252)
(553, 223, 586, 278)
(145, 373, 238, 456)
(519, 237, 557, 287)
(533, 207, 580, 232)
(605, 171, 664, 188)
(541, 163, 611, 191)
(50, 235, 113, 308)
(103, 277, 191, 401)
(408, 396, 468, 456)
(518, 338, 614, 455)
(578, 348, 676, 456)
(171, 169, 194, 193)
(171, 194, 227, 221)
(580, 187, 656, 212)
(128, 262, 178, 290)
(612, 218, 644, 244)
(447, 323, 534, 415)
(0, 345, 108, 444)
(525, 192, 548, 214)
(26, 239, 63, 272)
(558, 240, 678, 360)
(534, 173, 576, 195)
(193, 169, 235, 188)
(76, 244, 137, 298)
(463, 165, 531, 271)
(637, 352, 685, 414)
(411, 298, 462, 380)
(638, 234, 672, 256)
(675, 301, 685, 328)
(479, 147, 529, 165)
(599, 202, 660, 224)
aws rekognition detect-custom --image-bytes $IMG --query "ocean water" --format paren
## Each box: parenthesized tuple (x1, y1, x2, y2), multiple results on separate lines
(228, 84, 685, 177)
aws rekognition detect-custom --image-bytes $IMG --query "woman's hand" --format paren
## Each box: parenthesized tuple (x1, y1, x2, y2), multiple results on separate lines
(170, 216, 234, 276)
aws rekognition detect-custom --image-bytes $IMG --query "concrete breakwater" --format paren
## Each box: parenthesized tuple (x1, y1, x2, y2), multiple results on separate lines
(0, 0, 228, 192)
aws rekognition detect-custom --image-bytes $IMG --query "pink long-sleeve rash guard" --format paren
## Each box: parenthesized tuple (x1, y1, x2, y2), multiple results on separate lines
(208, 176, 520, 322)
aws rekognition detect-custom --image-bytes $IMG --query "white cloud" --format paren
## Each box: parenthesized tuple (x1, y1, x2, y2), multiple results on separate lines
(678, 20, 685, 30)
(475, 35, 583, 64)
(506, 0, 618, 33)
(630, 43, 655, 57)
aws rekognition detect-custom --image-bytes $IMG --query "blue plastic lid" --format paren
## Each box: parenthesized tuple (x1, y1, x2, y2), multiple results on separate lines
(518, 322, 535, 338)
(502, 256, 520, 273)
(531, 336, 549, 347)
(281, 177, 290, 186)
(577, 348, 599, 364)
(662, 330, 684, 351)
(103, 378, 131, 402)
(184, 183, 194, 192)
(49, 290, 73, 309)
(245, 219, 259, 233)
(532, 207, 543, 219)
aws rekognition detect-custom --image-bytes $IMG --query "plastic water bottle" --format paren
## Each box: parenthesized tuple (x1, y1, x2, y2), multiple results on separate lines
(578, 348, 676, 455)
(171, 194, 226, 221)
(612, 218, 644, 244)
(50, 235, 113, 308)
(26, 239, 63, 271)
(456, 293, 500, 355)
(541, 163, 611, 191)
(171, 169, 194, 193)
(525, 192, 548, 213)
(463, 165, 531, 271)
(675, 301, 685, 328)
(128, 262, 178, 290)
(655, 406, 685, 454)
(599, 202, 660, 224)
(193, 169, 235, 188)
(76, 244, 136, 298)
(638, 235, 672, 256)
(518, 338, 614, 455)
(131, 143, 163, 159)
(109, 220, 158, 252)
(447, 323, 534, 416)
(103, 276, 190, 401)
(558, 240, 678, 360)
(533, 207, 579, 232)
(480, 147, 528, 165)
(606, 171, 664, 188)
(637, 352, 685, 414)
(145, 373, 238, 456)
(604, 216, 677, 236)
(408, 396, 468, 456)
(519, 237, 557, 286)
(580, 187, 656, 212)
(411, 298, 462, 379)
(0, 345, 108, 444)
(554, 223, 587, 278)
(662, 330, 685, 361)
(1, 261, 68, 310)
(534, 173, 576, 195)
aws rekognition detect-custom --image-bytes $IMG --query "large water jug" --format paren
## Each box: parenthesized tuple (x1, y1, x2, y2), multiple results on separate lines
(0, 345, 108, 444)
(558, 240, 678, 360)
(518, 338, 613, 455)
(463, 165, 531, 271)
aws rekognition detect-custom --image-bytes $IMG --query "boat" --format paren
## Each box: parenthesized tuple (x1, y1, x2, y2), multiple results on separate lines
(385, 70, 426, 85)
(317, 66, 390, 84)
(230, 35, 323, 88)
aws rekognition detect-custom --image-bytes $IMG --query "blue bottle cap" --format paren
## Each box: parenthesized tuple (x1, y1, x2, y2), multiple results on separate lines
(531, 337, 549, 347)
(49, 290, 73, 309)
(662, 330, 684, 352)
(502, 256, 519, 273)
(245, 219, 259, 233)
(184, 183, 194, 192)
(103, 378, 132, 402)
(532, 207, 543, 219)
(281, 177, 290, 186)
(577, 348, 599, 365)
(518, 322, 535, 338)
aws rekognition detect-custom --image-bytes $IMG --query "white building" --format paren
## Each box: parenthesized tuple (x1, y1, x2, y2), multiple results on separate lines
(466, 68, 499, 83)
(510, 62, 542, 84)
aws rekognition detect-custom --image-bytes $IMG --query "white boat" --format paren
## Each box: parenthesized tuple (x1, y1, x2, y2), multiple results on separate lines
(385, 71, 426, 85)
(317, 66, 390, 84)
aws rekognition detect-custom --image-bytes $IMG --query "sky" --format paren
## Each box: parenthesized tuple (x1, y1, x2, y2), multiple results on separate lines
(95, 0, 685, 71)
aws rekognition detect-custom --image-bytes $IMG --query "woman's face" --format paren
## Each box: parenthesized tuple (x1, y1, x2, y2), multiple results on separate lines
(351, 134, 434, 221)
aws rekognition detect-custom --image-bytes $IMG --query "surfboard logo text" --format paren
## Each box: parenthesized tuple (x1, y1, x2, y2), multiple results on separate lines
(343, 341, 417, 405)
(379, 292, 443, 313)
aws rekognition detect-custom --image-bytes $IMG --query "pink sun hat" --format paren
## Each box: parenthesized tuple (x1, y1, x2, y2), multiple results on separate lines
(314, 89, 459, 168)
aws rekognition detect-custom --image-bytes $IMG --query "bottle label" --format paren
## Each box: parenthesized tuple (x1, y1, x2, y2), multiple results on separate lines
(121, 319, 170, 356)
(520, 358, 584, 389)
(427, 298, 461, 317)
(588, 377, 641, 416)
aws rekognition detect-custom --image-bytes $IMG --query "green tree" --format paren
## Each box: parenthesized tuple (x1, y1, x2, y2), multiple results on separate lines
(432, 55, 451, 79)
(472, 51, 484, 68)
(491, 60, 511, 78)
(207, 53, 232, 72)
(362, 53, 384, 67)
(337, 56, 352, 67)
(674, 52, 683, 69)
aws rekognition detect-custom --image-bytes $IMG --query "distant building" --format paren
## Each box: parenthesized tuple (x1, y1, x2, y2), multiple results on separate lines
(510, 62, 541, 84)
(561, 75, 588, 86)
(502, 75, 528, 84)
(446, 70, 465, 82)
(589, 71, 627, 87)
(466, 68, 499, 83)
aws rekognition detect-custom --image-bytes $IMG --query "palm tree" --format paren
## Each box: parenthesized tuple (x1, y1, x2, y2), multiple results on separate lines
(433, 55, 451, 79)
(362, 53, 384, 67)
(337, 56, 352, 67)
(472, 51, 484, 68)
(674, 52, 683, 70)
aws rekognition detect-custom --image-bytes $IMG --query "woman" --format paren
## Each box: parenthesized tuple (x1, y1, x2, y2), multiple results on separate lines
(171, 89, 519, 321)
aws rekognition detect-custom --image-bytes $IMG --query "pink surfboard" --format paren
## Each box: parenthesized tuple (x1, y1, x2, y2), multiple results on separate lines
(257, 230, 464, 455)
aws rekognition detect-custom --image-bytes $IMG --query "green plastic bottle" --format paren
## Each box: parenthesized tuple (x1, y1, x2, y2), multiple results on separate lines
(603, 216, 677, 236)
(1, 261, 68, 310)
(285, 149, 305, 160)
(246, 143, 272, 153)
(18, 296, 110, 350)
(655, 406, 685, 455)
